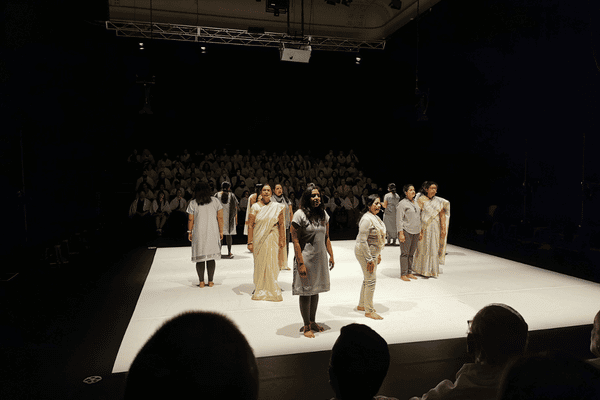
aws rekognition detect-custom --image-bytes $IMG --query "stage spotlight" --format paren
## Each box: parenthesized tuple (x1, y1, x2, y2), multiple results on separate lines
(355, 56, 362, 65)
(200, 46, 207, 54)
(139, 42, 144, 50)
(389, 0, 402, 10)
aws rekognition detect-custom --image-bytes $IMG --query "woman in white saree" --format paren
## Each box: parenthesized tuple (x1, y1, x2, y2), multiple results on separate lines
(247, 185, 285, 302)
(413, 181, 450, 278)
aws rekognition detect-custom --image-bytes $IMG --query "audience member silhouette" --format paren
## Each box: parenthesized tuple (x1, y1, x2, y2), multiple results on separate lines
(588, 309, 600, 369)
(409, 303, 528, 400)
(124, 311, 259, 400)
(498, 351, 600, 400)
(328, 323, 397, 400)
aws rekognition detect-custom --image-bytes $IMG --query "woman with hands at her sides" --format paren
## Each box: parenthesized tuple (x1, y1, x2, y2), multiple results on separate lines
(355, 194, 386, 320)
(291, 184, 335, 338)
(397, 184, 422, 281)
(247, 184, 285, 302)
(187, 182, 223, 288)
(413, 181, 450, 278)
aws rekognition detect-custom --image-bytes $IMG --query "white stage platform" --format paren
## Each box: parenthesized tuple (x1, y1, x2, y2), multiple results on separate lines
(112, 241, 600, 373)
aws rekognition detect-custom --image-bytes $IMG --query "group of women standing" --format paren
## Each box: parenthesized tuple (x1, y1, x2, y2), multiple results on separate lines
(185, 179, 449, 335)
(351, 180, 450, 320)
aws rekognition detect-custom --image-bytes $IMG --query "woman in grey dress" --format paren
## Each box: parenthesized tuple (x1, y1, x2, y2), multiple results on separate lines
(187, 182, 223, 288)
(382, 183, 401, 246)
(216, 181, 238, 258)
(291, 184, 335, 338)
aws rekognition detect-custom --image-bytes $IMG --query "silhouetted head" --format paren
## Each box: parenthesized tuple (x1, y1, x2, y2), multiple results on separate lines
(467, 303, 528, 366)
(125, 311, 258, 400)
(329, 323, 390, 400)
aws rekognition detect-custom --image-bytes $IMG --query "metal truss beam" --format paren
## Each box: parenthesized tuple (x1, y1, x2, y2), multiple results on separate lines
(105, 20, 386, 52)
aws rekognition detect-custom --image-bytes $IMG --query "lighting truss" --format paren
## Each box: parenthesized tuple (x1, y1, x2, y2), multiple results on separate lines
(105, 20, 386, 52)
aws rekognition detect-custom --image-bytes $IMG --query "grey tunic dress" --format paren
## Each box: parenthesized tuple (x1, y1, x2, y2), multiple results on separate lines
(215, 191, 239, 235)
(383, 192, 401, 240)
(186, 197, 223, 262)
(292, 210, 331, 296)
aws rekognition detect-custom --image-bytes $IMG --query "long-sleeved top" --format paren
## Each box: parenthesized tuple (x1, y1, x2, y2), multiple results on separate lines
(396, 198, 422, 235)
(409, 363, 505, 400)
(128, 198, 151, 217)
(355, 213, 386, 263)
(170, 197, 188, 212)
(152, 199, 172, 215)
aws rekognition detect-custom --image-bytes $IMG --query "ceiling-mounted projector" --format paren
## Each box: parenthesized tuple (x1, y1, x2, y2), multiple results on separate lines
(279, 43, 312, 63)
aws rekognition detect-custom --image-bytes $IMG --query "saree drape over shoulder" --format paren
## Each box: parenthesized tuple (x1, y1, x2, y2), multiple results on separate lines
(250, 201, 285, 302)
(413, 195, 450, 277)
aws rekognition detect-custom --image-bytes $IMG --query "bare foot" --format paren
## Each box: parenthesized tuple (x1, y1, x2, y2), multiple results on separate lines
(357, 306, 376, 312)
(310, 321, 325, 333)
(208, 281, 214, 287)
(302, 325, 315, 338)
(199, 282, 205, 288)
(365, 312, 383, 320)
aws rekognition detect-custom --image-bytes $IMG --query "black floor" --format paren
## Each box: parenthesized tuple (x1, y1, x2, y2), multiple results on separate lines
(1, 224, 597, 400)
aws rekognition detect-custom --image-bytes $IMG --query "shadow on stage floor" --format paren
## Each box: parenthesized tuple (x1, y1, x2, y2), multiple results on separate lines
(1, 232, 598, 400)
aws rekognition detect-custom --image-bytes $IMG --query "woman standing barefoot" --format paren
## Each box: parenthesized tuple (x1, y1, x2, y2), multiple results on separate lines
(291, 185, 335, 338)
(355, 195, 386, 320)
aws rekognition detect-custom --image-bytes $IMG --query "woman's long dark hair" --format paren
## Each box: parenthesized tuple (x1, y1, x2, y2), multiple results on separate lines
(300, 184, 326, 224)
(221, 181, 231, 205)
(157, 191, 167, 207)
(221, 181, 236, 230)
(194, 182, 212, 206)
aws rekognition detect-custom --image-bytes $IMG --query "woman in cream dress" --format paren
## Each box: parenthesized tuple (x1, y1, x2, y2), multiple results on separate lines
(413, 181, 450, 278)
(247, 185, 285, 302)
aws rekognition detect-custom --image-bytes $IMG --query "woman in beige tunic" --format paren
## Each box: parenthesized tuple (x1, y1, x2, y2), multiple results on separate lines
(354, 194, 387, 320)
(247, 185, 285, 302)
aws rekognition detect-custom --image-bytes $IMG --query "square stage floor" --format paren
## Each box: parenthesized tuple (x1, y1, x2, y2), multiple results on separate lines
(112, 241, 600, 373)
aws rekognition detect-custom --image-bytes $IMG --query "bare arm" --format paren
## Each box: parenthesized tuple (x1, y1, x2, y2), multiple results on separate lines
(247, 212, 256, 252)
(290, 222, 307, 278)
(325, 222, 335, 270)
(278, 209, 286, 247)
(187, 214, 194, 242)
(217, 209, 224, 240)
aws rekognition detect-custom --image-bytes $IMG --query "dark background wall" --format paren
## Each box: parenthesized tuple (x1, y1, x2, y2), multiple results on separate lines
(2, 0, 600, 278)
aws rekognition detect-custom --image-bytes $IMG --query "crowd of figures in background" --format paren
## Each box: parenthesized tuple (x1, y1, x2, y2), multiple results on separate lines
(126, 147, 384, 237)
